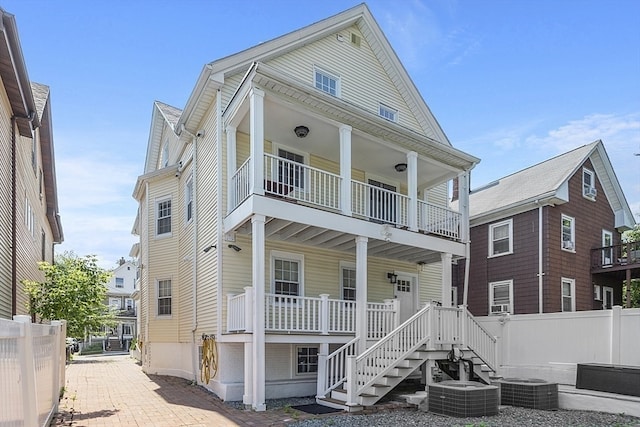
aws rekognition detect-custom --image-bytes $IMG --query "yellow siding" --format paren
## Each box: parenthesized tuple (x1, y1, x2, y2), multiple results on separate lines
(265, 25, 426, 136)
(0, 83, 13, 318)
(177, 159, 195, 342)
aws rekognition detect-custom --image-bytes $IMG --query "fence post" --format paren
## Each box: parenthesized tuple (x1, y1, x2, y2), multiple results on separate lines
(611, 305, 622, 364)
(392, 299, 400, 330)
(51, 320, 63, 415)
(244, 286, 254, 333)
(316, 343, 328, 397)
(320, 294, 330, 335)
(14, 315, 38, 427)
(346, 355, 357, 406)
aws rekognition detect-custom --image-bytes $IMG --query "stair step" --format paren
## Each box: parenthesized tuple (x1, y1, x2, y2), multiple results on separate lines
(371, 383, 391, 388)
(316, 396, 362, 412)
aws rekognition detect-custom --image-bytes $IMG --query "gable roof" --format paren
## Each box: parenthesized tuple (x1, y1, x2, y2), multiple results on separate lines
(142, 101, 183, 174)
(460, 140, 635, 230)
(177, 3, 450, 145)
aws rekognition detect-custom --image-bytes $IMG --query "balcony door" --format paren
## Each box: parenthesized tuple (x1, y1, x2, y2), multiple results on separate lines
(368, 179, 396, 225)
(602, 230, 613, 266)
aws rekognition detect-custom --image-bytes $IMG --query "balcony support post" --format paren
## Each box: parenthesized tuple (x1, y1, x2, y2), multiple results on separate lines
(226, 125, 237, 209)
(251, 214, 266, 411)
(407, 151, 418, 231)
(320, 294, 330, 335)
(355, 236, 368, 354)
(249, 87, 265, 196)
(441, 252, 453, 308)
(339, 124, 352, 216)
(458, 171, 470, 243)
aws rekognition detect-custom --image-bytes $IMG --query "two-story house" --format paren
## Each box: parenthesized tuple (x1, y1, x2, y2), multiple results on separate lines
(0, 8, 63, 319)
(104, 258, 137, 350)
(452, 140, 637, 316)
(132, 4, 499, 411)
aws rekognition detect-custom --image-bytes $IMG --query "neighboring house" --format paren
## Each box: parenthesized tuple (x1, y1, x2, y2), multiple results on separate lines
(132, 5, 491, 411)
(104, 258, 137, 349)
(0, 8, 63, 319)
(452, 140, 638, 316)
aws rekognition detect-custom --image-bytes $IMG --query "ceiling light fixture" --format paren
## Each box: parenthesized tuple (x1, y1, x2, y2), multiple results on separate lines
(294, 125, 309, 138)
(394, 163, 407, 172)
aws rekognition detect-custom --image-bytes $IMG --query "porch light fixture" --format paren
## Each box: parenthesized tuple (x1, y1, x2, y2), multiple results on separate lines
(294, 125, 309, 138)
(387, 272, 397, 284)
(228, 244, 242, 252)
(394, 163, 407, 172)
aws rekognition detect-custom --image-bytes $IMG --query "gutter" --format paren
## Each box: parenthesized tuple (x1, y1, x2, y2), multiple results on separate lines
(538, 203, 544, 313)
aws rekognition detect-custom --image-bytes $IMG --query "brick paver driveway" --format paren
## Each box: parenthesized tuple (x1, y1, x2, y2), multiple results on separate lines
(52, 354, 312, 426)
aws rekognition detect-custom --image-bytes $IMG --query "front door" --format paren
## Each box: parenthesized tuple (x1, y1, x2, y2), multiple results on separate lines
(395, 274, 416, 323)
(603, 286, 614, 309)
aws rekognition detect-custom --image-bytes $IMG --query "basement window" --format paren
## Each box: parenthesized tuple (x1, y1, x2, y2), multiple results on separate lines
(296, 346, 318, 374)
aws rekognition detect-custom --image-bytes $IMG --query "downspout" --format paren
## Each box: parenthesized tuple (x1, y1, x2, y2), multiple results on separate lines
(11, 116, 17, 317)
(191, 132, 199, 382)
(144, 182, 150, 366)
(215, 89, 224, 337)
(538, 203, 544, 313)
(463, 242, 470, 307)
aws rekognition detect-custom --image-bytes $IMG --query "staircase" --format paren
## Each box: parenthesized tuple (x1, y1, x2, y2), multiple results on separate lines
(316, 304, 497, 410)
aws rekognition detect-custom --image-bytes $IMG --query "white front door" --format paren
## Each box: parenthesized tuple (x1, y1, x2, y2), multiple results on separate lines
(395, 274, 416, 323)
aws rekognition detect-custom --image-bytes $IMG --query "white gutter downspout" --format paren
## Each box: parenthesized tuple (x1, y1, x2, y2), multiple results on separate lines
(144, 182, 150, 369)
(191, 132, 199, 382)
(216, 89, 224, 336)
(538, 203, 544, 313)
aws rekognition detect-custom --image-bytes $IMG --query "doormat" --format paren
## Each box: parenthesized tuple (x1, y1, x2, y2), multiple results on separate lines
(291, 403, 343, 414)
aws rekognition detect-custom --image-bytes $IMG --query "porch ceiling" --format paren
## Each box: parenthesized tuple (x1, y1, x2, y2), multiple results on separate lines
(235, 217, 444, 265)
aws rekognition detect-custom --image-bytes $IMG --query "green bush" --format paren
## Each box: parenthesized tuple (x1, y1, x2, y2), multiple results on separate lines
(80, 342, 104, 355)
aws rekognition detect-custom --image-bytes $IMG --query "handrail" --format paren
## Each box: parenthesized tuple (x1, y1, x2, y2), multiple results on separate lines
(318, 336, 359, 398)
(462, 308, 497, 372)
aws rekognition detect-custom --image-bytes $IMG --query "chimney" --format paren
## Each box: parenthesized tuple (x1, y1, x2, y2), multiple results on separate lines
(118, 257, 126, 266)
(451, 177, 459, 202)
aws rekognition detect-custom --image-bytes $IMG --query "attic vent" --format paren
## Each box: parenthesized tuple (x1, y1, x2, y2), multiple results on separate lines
(350, 33, 361, 47)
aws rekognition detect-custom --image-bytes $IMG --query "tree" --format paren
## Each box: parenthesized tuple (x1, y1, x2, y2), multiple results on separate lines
(23, 252, 115, 338)
(622, 224, 640, 308)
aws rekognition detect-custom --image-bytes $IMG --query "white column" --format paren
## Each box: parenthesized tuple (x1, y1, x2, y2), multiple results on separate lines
(316, 342, 329, 397)
(243, 341, 253, 405)
(251, 214, 266, 411)
(458, 171, 470, 243)
(407, 151, 418, 231)
(339, 125, 352, 216)
(441, 253, 453, 307)
(226, 125, 237, 209)
(249, 88, 265, 196)
(355, 236, 368, 354)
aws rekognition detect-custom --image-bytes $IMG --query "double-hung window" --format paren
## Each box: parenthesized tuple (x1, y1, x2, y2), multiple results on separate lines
(296, 346, 318, 374)
(157, 199, 172, 236)
(157, 279, 172, 316)
(115, 277, 124, 288)
(561, 214, 575, 251)
(185, 176, 193, 223)
(582, 168, 596, 199)
(561, 278, 575, 312)
(489, 280, 513, 314)
(314, 67, 340, 97)
(272, 251, 304, 300)
(489, 219, 512, 257)
(341, 263, 356, 301)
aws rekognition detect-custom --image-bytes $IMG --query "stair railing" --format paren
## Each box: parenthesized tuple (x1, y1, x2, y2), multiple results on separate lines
(317, 336, 359, 398)
(461, 306, 497, 372)
(346, 304, 433, 405)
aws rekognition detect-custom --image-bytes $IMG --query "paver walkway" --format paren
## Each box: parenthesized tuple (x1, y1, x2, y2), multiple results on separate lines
(52, 354, 318, 426)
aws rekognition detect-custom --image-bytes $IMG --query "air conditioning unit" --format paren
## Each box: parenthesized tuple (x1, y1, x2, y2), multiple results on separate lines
(490, 304, 510, 314)
(562, 241, 574, 250)
(585, 187, 597, 198)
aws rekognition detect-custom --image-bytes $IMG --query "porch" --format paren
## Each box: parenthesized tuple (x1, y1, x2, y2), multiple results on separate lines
(591, 242, 640, 308)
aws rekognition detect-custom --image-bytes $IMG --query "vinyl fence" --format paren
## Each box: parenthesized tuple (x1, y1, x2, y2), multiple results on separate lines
(0, 315, 66, 427)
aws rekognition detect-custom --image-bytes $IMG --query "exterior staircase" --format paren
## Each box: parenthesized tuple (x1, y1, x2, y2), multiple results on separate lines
(316, 304, 497, 410)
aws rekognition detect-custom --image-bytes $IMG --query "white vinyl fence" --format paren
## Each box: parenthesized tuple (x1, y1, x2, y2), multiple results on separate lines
(0, 315, 66, 427)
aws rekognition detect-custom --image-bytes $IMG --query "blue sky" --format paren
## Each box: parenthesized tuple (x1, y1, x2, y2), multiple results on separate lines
(4, 0, 639, 269)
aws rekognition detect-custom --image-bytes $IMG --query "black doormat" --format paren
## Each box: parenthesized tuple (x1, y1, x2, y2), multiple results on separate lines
(291, 403, 343, 414)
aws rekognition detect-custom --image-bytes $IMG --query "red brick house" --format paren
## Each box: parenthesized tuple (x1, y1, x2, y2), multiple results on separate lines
(452, 140, 638, 315)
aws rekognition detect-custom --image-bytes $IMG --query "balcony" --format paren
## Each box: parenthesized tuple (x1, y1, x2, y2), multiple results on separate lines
(230, 154, 462, 242)
(591, 242, 640, 280)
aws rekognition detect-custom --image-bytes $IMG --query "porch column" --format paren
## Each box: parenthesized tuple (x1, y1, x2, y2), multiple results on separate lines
(243, 342, 253, 405)
(407, 151, 418, 231)
(339, 124, 352, 216)
(249, 87, 265, 196)
(441, 253, 453, 307)
(226, 125, 237, 209)
(355, 236, 368, 354)
(251, 214, 266, 411)
(458, 171, 470, 243)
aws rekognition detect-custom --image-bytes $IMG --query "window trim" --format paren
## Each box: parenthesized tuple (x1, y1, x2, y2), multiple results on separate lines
(489, 279, 513, 314)
(157, 278, 172, 317)
(378, 103, 398, 123)
(340, 261, 356, 301)
(561, 214, 575, 252)
(155, 197, 172, 237)
(582, 167, 596, 200)
(115, 277, 124, 288)
(488, 219, 513, 258)
(185, 175, 194, 224)
(294, 345, 319, 376)
(313, 66, 341, 97)
(270, 250, 304, 297)
(561, 278, 576, 312)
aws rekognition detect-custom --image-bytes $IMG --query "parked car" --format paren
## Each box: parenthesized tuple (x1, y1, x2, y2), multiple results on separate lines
(66, 337, 79, 353)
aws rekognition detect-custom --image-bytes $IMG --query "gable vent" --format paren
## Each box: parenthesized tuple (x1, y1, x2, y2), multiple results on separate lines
(350, 33, 361, 47)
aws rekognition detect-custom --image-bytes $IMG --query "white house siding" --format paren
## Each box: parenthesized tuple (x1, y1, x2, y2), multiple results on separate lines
(177, 160, 195, 342)
(419, 262, 443, 305)
(265, 25, 425, 136)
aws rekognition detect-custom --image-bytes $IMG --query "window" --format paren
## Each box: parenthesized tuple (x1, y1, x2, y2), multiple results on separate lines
(562, 278, 575, 312)
(185, 176, 193, 222)
(161, 141, 169, 168)
(277, 148, 306, 190)
(489, 280, 512, 314)
(379, 104, 398, 122)
(314, 67, 340, 97)
(41, 229, 46, 261)
(123, 324, 132, 335)
(583, 168, 597, 199)
(341, 263, 356, 301)
(603, 286, 613, 309)
(157, 279, 172, 316)
(272, 251, 303, 298)
(296, 346, 318, 374)
(561, 215, 575, 251)
(109, 298, 121, 310)
(602, 230, 613, 265)
(594, 284, 601, 300)
(489, 219, 513, 257)
(126, 299, 133, 311)
(115, 277, 124, 288)
(156, 199, 172, 236)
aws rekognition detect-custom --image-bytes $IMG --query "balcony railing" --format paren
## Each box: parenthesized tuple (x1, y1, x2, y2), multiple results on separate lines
(226, 289, 398, 338)
(229, 155, 462, 241)
(591, 242, 640, 270)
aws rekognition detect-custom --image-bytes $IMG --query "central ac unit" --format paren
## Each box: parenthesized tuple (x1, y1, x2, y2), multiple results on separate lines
(490, 304, 509, 314)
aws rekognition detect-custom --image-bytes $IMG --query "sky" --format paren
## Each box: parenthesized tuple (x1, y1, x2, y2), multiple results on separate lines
(3, 0, 639, 269)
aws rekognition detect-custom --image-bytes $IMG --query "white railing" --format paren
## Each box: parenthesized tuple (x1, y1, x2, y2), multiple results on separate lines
(431, 306, 462, 345)
(317, 336, 359, 398)
(367, 299, 398, 340)
(231, 157, 251, 209)
(351, 180, 409, 227)
(462, 309, 497, 372)
(327, 298, 356, 333)
(0, 316, 66, 427)
(264, 154, 341, 210)
(265, 294, 323, 332)
(227, 293, 246, 332)
(418, 200, 461, 239)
